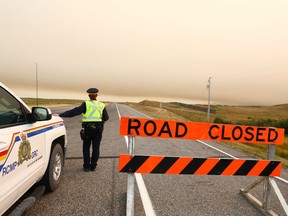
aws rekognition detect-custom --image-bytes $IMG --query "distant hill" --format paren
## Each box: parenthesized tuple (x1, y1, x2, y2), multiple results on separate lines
(22, 98, 82, 107)
(170, 102, 216, 114)
(133, 100, 288, 122)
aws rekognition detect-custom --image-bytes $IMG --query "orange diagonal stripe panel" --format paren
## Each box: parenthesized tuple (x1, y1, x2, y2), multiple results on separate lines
(166, 157, 193, 174)
(247, 160, 270, 176)
(221, 159, 246, 176)
(270, 163, 282, 176)
(194, 158, 220, 175)
(136, 156, 164, 173)
(118, 154, 132, 171)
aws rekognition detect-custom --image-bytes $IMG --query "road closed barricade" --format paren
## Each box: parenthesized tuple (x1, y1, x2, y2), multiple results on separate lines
(120, 117, 284, 144)
(119, 117, 286, 216)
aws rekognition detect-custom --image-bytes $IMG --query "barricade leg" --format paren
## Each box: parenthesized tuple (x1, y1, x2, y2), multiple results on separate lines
(263, 144, 275, 212)
(240, 144, 288, 216)
(126, 136, 135, 216)
(127, 173, 135, 216)
(263, 178, 272, 211)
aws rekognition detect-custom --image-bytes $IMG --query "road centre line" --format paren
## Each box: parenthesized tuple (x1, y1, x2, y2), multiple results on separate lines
(119, 104, 288, 184)
(116, 104, 156, 216)
(276, 176, 288, 184)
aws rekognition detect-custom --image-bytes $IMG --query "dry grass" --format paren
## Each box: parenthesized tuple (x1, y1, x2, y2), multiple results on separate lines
(212, 104, 288, 122)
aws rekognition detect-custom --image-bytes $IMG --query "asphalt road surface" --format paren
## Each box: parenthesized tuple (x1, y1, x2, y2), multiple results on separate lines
(26, 103, 288, 216)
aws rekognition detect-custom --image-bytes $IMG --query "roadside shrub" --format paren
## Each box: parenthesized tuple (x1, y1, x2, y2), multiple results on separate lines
(214, 117, 232, 124)
(255, 118, 277, 127)
(230, 118, 288, 135)
(277, 119, 288, 135)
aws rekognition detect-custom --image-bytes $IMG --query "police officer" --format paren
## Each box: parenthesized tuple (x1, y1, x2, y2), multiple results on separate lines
(59, 88, 109, 172)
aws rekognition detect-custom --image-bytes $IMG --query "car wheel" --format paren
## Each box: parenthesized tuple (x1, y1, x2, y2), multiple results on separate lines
(44, 143, 63, 192)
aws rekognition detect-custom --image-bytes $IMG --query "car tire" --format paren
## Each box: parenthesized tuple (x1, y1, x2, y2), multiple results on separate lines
(43, 143, 63, 192)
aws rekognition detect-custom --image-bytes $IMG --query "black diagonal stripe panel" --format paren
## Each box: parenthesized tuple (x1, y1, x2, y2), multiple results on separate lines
(180, 158, 206, 174)
(259, 161, 281, 176)
(151, 157, 179, 173)
(234, 160, 258, 176)
(120, 156, 149, 173)
(208, 159, 233, 175)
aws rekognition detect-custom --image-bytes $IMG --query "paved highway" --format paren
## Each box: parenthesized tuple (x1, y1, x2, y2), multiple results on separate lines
(26, 103, 288, 216)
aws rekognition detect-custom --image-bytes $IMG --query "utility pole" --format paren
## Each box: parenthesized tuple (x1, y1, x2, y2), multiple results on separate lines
(207, 77, 211, 122)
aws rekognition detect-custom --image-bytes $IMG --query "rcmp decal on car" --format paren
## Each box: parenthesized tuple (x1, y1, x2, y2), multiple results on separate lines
(0, 122, 64, 177)
(18, 132, 32, 165)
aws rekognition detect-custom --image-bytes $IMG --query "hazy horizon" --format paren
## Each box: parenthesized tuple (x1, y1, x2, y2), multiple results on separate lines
(1, 1, 288, 106)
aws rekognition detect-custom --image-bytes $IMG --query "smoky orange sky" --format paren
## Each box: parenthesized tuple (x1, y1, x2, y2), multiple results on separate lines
(1, 0, 288, 105)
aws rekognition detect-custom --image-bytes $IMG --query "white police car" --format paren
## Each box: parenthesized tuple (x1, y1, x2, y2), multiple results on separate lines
(0, 82, 67, 215)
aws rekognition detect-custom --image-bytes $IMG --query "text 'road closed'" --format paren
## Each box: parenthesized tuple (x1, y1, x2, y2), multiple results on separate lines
(120, 117, 284, 144)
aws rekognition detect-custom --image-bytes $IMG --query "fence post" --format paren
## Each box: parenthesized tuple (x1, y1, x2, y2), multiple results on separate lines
(126, 136, 135, 216)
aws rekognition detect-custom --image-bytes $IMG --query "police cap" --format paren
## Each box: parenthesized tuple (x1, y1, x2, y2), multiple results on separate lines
(86, 88, 99, 94)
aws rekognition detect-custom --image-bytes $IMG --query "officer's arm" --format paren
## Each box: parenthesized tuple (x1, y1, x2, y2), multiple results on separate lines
(102, 108, 109, 122)
(60, 102, 86, 117)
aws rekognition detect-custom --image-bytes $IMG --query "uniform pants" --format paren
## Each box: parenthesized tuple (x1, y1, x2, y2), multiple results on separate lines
(82, 123, 103, 169)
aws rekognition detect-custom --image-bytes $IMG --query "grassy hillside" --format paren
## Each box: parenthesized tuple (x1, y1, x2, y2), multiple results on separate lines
(22, 98, 82, 107)
(125, 100, 288, 167)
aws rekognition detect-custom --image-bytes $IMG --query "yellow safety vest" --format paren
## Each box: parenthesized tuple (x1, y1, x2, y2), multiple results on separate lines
(82, 100, 105, 122)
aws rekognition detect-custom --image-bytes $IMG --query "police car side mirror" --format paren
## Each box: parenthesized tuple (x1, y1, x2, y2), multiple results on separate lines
(30, 107, 52, 122)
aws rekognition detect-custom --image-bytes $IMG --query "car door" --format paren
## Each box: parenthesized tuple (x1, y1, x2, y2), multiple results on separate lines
(0, 86, 45, 213)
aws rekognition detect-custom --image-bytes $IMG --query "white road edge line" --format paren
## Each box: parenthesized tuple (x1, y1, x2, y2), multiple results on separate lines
(196, 140, 238, 159)
(116, 104, 157, 216)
